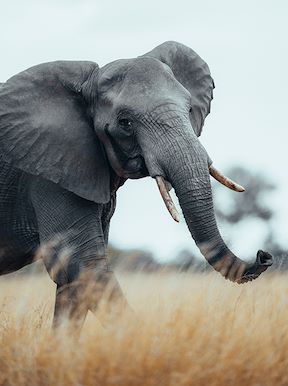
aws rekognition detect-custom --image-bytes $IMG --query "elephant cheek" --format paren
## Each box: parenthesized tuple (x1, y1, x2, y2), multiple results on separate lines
(124, 157, 149, 178)
(125, 158, 141, 172)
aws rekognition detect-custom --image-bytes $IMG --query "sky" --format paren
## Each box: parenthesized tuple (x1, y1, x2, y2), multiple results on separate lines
(1, 0, 287, 261)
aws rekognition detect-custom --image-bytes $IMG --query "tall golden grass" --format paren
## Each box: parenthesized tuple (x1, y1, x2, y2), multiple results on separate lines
(0, 270, 287, 386)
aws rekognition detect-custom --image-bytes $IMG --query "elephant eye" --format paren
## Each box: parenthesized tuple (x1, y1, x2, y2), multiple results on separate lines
(118, 118, 132, 129)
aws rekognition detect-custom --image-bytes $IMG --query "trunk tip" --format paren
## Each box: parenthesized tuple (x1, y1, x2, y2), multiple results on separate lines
(237, 250, 273, 284)
(256, 250, 273, 266)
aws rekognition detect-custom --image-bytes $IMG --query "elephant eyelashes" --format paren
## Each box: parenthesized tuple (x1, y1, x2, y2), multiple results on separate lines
(118, 118, 132, 129)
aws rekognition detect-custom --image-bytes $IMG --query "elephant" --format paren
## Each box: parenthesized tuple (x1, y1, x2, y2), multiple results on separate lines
(0, 41, 273, 327)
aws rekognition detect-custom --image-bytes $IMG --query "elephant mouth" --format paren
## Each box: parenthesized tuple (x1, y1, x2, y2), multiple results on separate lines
(98, 127, 149, 180)
(122, 155, 149, 179)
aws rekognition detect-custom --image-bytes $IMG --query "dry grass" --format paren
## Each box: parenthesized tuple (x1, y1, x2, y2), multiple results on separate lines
(0, 269, 287, 386)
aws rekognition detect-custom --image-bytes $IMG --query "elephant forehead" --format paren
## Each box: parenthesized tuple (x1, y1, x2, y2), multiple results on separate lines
(98, 57, 191, 112)
(125, 57, 176, 87)
(119, 60, 190, 106)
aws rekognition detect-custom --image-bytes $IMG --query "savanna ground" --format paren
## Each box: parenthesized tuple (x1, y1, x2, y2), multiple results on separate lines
(0, 267, 287, 386)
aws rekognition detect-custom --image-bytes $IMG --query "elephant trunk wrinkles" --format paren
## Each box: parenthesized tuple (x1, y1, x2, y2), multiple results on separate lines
(161, 134, 272, 283)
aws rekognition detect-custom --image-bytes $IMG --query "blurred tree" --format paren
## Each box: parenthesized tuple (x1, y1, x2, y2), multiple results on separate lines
(214, 166, 275, 223)
(107, 244, 160, 272)
(168, 248, 208, 272)
(213, 166, 287, 270)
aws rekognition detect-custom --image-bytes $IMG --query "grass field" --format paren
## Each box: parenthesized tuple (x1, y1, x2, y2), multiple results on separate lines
(0, 269, 287, 386)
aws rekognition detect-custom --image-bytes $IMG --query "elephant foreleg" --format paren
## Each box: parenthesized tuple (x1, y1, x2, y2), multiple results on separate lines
(53, 268, 129, 329)
(87, 270, 130, 325)
(29, 176, 129, 331)
(53, 281, 89, 329)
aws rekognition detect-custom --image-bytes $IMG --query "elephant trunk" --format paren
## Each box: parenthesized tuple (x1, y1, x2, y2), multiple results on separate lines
(158, 133, 273, 283)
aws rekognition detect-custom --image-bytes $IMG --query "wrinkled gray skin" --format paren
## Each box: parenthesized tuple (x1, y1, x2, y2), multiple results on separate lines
(0, 42, 272, 327)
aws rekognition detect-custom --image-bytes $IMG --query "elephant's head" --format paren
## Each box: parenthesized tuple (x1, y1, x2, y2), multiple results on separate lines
(0, 41, 272, 283)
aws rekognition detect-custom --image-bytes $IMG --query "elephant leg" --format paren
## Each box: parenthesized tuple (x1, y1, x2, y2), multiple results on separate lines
(29, 176, 128, 329)
(53, 268, 129, 330)
(53, 281, 89, 330)
(87, 269, 130, 326)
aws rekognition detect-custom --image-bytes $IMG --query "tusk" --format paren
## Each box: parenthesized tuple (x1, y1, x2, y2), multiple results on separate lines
(155, 176, 180, 223)
(209, 165, 245, 192)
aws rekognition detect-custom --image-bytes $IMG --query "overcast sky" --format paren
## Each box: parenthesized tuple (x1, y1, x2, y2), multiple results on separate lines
(1, 0, 287, 260)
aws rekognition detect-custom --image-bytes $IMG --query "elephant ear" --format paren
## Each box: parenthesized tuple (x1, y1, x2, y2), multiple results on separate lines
(144, 41, 215, 136)
(0, 61, 111, 203)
